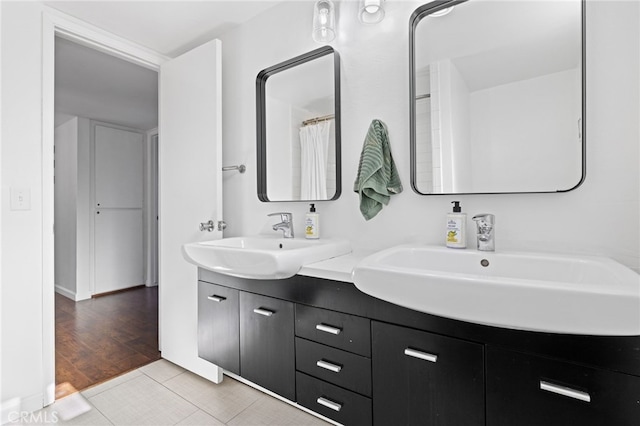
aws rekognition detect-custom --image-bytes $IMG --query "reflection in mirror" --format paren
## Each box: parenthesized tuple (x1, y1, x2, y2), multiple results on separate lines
(257, 47, 341, 202)
(410, 0, 584, 194)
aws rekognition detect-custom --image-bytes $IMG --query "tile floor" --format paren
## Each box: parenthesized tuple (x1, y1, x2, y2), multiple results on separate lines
(16, 360, 330, 425)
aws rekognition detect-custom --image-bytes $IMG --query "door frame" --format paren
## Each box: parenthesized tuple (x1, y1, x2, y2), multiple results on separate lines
(41, 7, 169, 405)
(146, 129, 159, 288)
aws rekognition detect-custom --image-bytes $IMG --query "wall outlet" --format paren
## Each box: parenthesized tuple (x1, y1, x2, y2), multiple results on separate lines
(10, 187, 31, 211)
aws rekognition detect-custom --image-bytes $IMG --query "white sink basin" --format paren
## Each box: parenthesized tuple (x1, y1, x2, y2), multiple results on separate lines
(183, 236, 351, 279)
(352, 245, 640, 336)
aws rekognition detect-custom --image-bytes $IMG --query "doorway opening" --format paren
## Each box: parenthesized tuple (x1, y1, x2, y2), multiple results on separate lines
(53, 35, 160, 396)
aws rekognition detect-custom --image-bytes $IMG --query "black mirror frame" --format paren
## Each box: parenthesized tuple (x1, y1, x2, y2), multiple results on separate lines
(256, 46, 342, 202)
(408, 0, 586, 195)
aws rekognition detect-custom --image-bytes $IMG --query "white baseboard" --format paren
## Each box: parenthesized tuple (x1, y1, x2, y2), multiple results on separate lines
(54, 285, 76, 301)
(54, 285, 91, 301)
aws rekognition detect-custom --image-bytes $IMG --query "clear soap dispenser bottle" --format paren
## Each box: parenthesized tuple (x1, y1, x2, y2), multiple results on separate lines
(446, 201, 466, 248)
(305, 204, 319, 239)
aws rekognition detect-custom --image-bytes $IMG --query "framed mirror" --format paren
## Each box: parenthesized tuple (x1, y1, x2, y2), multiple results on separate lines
(257, 46, 341, 202)
(410, 0, 585, 195)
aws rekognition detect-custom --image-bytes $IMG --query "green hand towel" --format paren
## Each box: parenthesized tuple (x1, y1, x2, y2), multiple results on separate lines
(353, 119, 403, 220)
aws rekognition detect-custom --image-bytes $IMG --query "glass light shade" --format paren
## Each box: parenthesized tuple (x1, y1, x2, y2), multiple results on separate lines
(312, 0, 336, 43)
(359, 0, 385, 24)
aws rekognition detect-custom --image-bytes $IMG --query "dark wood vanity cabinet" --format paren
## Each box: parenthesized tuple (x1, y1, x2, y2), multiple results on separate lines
(239, 292, 295, 401)
(198, 282, 295, 400)
(372, 321, 485, 426)
(197, 282, 240, 374)
(197, 271, 640, 426)
(486, 346, 640, 426)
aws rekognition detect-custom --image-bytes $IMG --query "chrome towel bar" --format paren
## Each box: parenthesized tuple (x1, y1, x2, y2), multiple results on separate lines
(222, 164, 246, 173)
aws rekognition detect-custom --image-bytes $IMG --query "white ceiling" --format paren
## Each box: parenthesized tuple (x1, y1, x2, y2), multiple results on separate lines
(49, 1, 286, 130)
(55, 36, 159, 130)
(44, 1, 285, 57)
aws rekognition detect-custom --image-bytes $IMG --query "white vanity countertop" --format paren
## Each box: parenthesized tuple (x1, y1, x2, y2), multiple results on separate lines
(298, 250, 375, 283)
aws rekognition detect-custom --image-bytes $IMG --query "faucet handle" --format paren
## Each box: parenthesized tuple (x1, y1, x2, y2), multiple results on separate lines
(472, 213, 494, 224)
(268, 212, 292, 222)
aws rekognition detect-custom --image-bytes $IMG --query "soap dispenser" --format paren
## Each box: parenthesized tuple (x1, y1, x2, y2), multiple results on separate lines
(446, 201, 466, 248)
(305, 204, 319, 239)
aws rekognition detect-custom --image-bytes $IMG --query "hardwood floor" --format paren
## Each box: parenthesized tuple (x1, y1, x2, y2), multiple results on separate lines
(55, 286, 160, 393)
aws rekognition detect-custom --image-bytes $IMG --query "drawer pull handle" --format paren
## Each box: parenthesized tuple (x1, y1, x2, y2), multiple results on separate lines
(316, 396, 342, 412)
(253, 308, 274, 317)
(540, 381, 591, 403)
(316, 360, 342, 373)
(316, 323, 342, 335)
(207, 295, 226, 303)
(404, 348, 438, 363)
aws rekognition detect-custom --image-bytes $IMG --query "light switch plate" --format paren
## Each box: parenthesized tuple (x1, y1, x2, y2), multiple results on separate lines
(10, 187, 31, 210)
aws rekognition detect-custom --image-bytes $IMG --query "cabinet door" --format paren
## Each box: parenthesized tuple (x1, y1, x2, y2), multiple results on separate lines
(372, 321, 484, 426)
(197, 282, 239, 374)
(486, 346, 640, 426)
(240, 292, 295, 400)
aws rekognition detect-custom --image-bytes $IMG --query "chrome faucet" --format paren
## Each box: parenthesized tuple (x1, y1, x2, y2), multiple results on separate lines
(472, 214, 495, 251)
(268, 212, 294, 238)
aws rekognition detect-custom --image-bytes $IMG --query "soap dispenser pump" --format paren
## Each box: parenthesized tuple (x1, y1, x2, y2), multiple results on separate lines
(305, 203, 319, 239)
(446, 201, 466, 248)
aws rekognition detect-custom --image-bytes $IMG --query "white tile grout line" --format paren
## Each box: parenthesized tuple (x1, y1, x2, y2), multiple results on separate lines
(74, 360, 335, 426)
(138, 369, 228, 425)
(81, 370, 142, 399)
(223, 393, 265, 426)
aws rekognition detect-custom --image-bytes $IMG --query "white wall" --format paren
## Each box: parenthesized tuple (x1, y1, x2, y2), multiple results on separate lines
(0, 0, 638, 419)
(219, 0, 639, 272)
(1, 1, 48, 418)
(1, 3, 158, 415)
(53, 117, 92, 301)
(54, 118, 79, 297)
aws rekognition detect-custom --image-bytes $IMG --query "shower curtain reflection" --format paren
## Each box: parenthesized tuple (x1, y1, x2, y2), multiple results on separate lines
(300, 120, 331, 200)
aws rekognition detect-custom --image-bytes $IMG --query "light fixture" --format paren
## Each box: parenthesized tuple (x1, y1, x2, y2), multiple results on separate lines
(312, 0, 336, 43)
(359, 0, 385, 24)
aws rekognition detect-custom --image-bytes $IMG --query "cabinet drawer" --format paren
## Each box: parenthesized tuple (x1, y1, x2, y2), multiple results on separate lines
(240, 292, 295, 401)
(296, 337, 371, 397)
(197, 282, 239, 374)
(486, 346, 640, 426)
(295, 304, 371, 357)
(296, 372, 372, 426)
(372, 321, 484, 426)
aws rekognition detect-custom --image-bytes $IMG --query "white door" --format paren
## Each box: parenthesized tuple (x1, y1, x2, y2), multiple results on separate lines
(159, 39, 223, 382)
(94, 125, 145, 294)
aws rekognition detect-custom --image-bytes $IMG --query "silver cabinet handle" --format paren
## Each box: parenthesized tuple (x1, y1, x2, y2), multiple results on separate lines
(540, 381, 591, 402)
(316, 397, 342, 412)
(253, 308, 274, 317)
(316, 323, 341, 335)
(316, 360, 342, 373)
(207, 295, 226, 302)
(404, 348, 438, 363)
